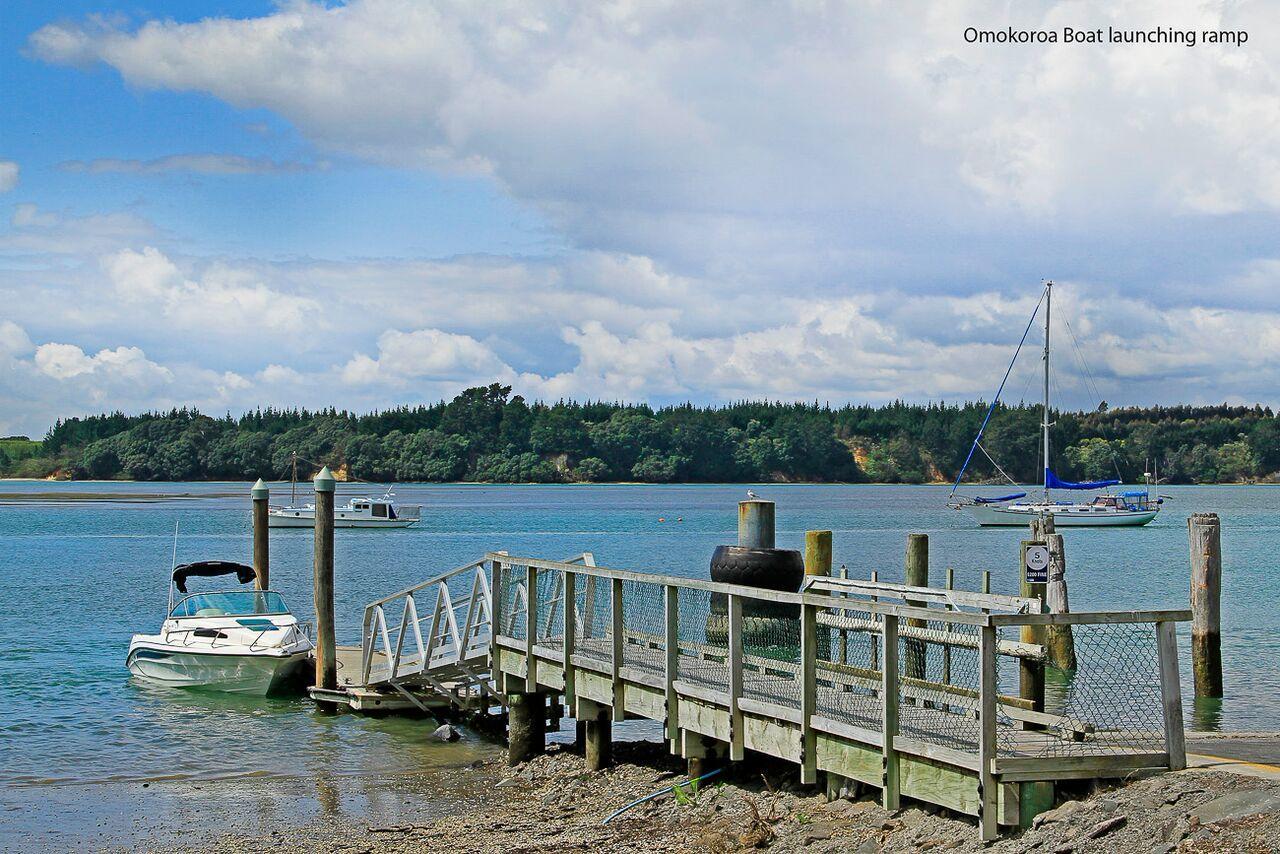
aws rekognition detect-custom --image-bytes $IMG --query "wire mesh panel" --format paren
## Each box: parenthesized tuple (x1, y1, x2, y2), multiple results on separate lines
(896, 617, 983, 754)
(620, 579, 666, 680)
(574, 573, 612, 665)
(996, 621, 1166, 758)
(741, 595, 801, 711)
(676, 587, 728, 692)
(533, 567, 564, 650)
(497, 563, 527, 642)
(815, 602, 883, 731)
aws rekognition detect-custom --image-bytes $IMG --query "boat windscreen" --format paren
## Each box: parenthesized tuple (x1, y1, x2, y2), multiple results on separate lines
(172, 560, 257, 593)
(170, 590, 289, 618)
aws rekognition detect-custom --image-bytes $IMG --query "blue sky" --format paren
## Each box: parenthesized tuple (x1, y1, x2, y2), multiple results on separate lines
(2, 0, 1278, 436)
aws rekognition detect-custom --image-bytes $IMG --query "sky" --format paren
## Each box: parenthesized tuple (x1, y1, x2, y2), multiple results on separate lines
(1, 0, 1279, 438)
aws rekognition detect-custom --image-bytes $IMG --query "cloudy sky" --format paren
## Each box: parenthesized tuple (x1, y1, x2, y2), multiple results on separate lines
(1, 0, 1277, 437)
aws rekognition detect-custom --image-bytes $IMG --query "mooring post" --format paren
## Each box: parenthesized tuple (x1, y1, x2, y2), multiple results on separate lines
(312, 466, 337, 711)
(903, 533, 928, 681)
(738, 497, 775, 548)
(1019, 521, 1048, 723)
(1188, 513, 1223, 698)
(507, 691, 547, 765)
(1042, 519, 1077, 670)
(251, 478, 270, 590)
(804, 530, 832, 577)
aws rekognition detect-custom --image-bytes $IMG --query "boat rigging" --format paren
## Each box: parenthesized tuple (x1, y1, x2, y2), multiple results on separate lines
(948, 281, 1162, 527)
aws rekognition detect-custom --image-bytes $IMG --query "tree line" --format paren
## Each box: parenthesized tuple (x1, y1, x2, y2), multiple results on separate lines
(6, 384, 1278, 484)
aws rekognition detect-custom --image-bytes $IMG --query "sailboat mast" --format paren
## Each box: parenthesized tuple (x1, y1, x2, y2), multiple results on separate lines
(291, 452, 297, 505)
(1042, 281, 1052, 501)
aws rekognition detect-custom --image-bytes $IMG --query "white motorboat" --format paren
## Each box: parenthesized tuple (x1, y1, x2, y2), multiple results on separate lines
(948, 281, 1163, 527)
(266, 453, 421, 528)
(267, 492, 421, 528)
(127, 560, 313, 695)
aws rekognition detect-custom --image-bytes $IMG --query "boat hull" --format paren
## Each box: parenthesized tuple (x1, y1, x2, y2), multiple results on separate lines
(126, 646, 311, 695)
(965, 504, 1158, 527)
(266, 514, 418, 528)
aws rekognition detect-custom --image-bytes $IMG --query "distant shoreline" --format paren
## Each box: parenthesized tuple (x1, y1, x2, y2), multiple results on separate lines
(2, 477, 1272, 487)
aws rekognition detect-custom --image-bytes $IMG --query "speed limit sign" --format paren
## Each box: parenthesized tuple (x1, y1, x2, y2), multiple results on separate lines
(1024, 545, 1050, 583)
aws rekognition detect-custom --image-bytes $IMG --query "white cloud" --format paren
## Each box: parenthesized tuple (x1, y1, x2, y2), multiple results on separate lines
(27, 0, 1280, 278)
(100, 247, 321, 334)
(33, 342, 171, 383)
(0, 161, 18, 193)
(1, 204, 155, 254)
(0, 320, 34, 357)
(59, 154, 329, 175)
(341, 328, 515, 385)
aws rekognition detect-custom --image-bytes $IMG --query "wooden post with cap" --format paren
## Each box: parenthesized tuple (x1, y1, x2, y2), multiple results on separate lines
(251, 478, 270, 591)
(313, 465, 337, 710)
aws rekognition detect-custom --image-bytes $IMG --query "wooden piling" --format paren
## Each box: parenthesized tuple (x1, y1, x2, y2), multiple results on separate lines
(1188, 513, 1223, 698)
(738, 499, 775, 549)
(1044, 531, 1077, 670)
(313, 466, 337, 709)
(804, 530, 832, 577)
(508, 691, 547, 765)
(251, 478, 270, 590)
(1030, 515, 1077, 670)
(903, 534, 928, 680)
(586, 712, 612, 771)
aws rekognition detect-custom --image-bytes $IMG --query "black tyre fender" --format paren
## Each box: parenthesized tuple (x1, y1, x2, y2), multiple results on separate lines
(709, 545, 804, 592)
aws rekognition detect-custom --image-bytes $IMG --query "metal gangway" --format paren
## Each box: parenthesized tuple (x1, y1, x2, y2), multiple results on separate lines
(323, 553, 595, 713)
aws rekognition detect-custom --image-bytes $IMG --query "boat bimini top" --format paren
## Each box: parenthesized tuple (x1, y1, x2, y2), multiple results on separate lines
(166, 560, 290, 619)
(173, 560, 257, 593)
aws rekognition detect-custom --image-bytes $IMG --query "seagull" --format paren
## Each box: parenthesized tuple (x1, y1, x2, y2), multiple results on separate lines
(746, 489, 758, 499)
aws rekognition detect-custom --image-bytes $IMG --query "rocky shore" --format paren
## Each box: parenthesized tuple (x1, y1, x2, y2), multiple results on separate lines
(166, 740, 1280, 854)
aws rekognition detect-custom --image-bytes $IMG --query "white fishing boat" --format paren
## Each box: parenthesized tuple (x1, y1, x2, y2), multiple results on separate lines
(126, 560, 313, 695)
(949, 281, 1163, 527)
(266, 454, 421, 528)
(267, 492, 421, 528)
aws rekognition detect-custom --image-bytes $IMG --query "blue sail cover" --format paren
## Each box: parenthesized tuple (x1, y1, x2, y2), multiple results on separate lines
(1045, 468, 1120, 490)
(974, 492, 1027, 504)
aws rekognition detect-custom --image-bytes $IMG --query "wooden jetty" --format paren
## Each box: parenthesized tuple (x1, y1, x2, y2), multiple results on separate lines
(314, 550, 1190, 840)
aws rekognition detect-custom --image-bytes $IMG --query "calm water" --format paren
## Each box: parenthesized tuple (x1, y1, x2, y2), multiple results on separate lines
(0, 482, 1276, 838)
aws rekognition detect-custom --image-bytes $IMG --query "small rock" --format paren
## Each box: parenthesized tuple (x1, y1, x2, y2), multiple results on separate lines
(495, 777, 521, 788)
(1085, 815, 1127, 839)
(431, 723, 461, 742)
(800, 822, 835, 843)
(1096, 798, 1119, 814)
(1033, 799, 1084, 828)
(1188, 790, 1280, 826)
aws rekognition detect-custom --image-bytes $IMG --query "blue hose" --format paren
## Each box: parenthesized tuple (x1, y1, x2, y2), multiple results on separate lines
(600, 767, 724, 825)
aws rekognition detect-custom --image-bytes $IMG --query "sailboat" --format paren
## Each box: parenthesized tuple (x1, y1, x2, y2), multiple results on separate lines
(949, 281, 1162, 527)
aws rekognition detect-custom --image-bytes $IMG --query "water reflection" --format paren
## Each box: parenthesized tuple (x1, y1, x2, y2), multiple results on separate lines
(1192, 695, 1224, 732)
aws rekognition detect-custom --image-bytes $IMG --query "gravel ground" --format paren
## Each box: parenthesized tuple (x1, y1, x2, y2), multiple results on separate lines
(157, 740, 1280, 854)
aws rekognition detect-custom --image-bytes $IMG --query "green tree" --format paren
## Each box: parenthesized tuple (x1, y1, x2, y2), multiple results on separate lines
(573, 457, 610, 482)
(1216, 438, 1258, 482)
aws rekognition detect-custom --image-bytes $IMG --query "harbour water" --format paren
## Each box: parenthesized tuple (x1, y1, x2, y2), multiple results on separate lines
(1, 482, 1276, 845)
